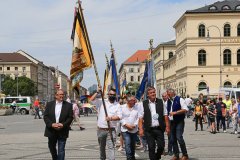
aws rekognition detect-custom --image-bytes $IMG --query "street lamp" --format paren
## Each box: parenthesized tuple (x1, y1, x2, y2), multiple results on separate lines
(14, 71, 19, 96)
(206, 25, 222, 88)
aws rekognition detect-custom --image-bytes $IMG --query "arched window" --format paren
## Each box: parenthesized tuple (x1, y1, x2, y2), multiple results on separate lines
(238, 24, 240, 36)
(198, 50, 206, 66)
(198, 82, 207, 91)
(236, 5, 240, 10)
(222, 5, 231, 10)
(237, 82, 240, 88)
(198, 24, 205, 37)
(223, 49, 231, 65)
(237, 49, 240, 65)
(209, 6, 217, 10)
(169, 52, 173, 59)
(224, 24, 231, 37)
(224, 81, 232, 88)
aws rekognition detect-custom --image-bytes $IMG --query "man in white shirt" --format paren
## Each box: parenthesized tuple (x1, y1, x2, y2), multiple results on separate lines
(120, 95, 139, 160)
(91, 87, 121, 160)
(138, 86, 170, 160)
(44, 89, 73, 160)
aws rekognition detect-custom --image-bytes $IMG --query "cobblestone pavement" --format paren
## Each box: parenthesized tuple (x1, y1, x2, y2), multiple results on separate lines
(0, 114, 240, 160)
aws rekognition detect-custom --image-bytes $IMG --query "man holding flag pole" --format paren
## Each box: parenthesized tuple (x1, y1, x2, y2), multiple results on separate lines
(70, 1, 120, 159)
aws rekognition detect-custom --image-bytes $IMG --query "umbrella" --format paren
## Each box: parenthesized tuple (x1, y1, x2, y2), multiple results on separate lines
(80, 95, 91, 101)
(81, 103, 93, 108)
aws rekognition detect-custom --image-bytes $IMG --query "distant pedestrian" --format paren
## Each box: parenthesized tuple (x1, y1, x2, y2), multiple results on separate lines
(10, 100, 17, 113)
(72, 100, 85, 131)
(230, 107, 238, 134)
(194, 100, 203, 131)
(216, 98, 227, 133)
(223, 95, 232, 129)
(208, 100, 216, 134)
(34, 98, 41, 119)
(66, 96, 71, 103)
(44, 89, 73, 160)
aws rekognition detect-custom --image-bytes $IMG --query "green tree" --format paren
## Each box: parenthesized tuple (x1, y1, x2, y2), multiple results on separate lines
(126, 82, 140, 95)
(2, 76, 36, 96)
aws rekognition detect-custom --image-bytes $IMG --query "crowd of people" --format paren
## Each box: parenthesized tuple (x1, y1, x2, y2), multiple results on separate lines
(191, 93, 240, 136)
(89, 86, 189, 160)
(42, 87, 240, 160)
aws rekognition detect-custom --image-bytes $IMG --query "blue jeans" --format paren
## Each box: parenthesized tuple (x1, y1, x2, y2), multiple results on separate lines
(170, 120, 188, 157)
(48, 137, 66, 160)
(122, 132, 137, 160)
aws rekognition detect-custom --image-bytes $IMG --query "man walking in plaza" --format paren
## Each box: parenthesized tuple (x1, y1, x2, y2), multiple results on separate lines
(91, 87, 121, 160)
(44, 89, 73, 160)
(139, 86, 170, 160)
(34, 98, 41, 119)
(72, 99, 85, 131)
(167, 88, 189, 160)
(216, 97, 227, 133)
(120, 95, 139, 160)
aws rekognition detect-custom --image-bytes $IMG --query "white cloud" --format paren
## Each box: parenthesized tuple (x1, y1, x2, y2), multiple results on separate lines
(0, 0, 217, 88)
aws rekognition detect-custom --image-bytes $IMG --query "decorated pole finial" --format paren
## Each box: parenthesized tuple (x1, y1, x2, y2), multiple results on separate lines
(149, 39, 154, 51)
(110, 40, 115, 54)
(110, 40, 117, 66)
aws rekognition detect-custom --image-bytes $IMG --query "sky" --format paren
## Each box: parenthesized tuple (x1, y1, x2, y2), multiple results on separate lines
(0, 0, 217, 88)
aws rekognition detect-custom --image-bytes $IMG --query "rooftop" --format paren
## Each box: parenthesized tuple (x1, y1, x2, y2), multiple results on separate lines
(124, 50, 150, 64)
(0, 53, 32, 62)
(186, 0, 240, 14)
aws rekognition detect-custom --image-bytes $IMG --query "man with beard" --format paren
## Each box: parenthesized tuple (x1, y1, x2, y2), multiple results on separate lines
(91, 87, 122, 160)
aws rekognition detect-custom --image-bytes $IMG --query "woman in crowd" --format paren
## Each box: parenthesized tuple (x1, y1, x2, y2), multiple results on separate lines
(194, 100, 203, 131)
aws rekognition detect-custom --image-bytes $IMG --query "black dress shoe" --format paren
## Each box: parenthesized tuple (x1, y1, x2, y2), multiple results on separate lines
(80, 127, 85, 131)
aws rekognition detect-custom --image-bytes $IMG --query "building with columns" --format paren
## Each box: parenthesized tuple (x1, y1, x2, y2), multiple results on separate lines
(153, 0, 240, 97)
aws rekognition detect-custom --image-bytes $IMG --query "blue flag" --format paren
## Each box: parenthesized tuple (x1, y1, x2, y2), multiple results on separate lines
(136, 62, 148, 100)
(147, 58, 157, 88)
(107, 53, 120, 98)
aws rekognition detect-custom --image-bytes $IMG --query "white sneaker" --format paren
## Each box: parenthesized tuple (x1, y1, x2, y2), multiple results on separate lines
(235, 131, 238, 134)
(223, 130, 227, 133)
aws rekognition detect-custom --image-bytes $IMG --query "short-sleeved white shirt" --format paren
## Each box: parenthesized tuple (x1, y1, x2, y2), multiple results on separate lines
(97, 99, 121, 128)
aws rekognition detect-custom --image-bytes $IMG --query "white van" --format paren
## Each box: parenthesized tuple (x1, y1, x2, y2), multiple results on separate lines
(219, 88, 240, 99)
(0, 96, 32, 115)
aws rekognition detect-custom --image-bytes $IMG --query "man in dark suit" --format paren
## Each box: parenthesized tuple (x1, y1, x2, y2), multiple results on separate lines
(44, 89, 73, 160)
(139, 86, 170, 160)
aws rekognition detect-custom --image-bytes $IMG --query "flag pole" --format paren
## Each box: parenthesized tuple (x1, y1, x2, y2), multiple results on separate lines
(77, 0, 114, 145)
(110, 41, 120, 100)
(149, 39, 155, 87)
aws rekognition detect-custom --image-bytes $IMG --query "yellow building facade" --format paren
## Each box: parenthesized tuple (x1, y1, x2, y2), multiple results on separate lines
(153, 0, 240, 97)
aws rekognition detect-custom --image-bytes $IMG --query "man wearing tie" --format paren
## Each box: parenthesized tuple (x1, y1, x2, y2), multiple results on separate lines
(139, 86, 170, 160)
(44, 89, 73, 160)
(166, 88, 189, 160)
